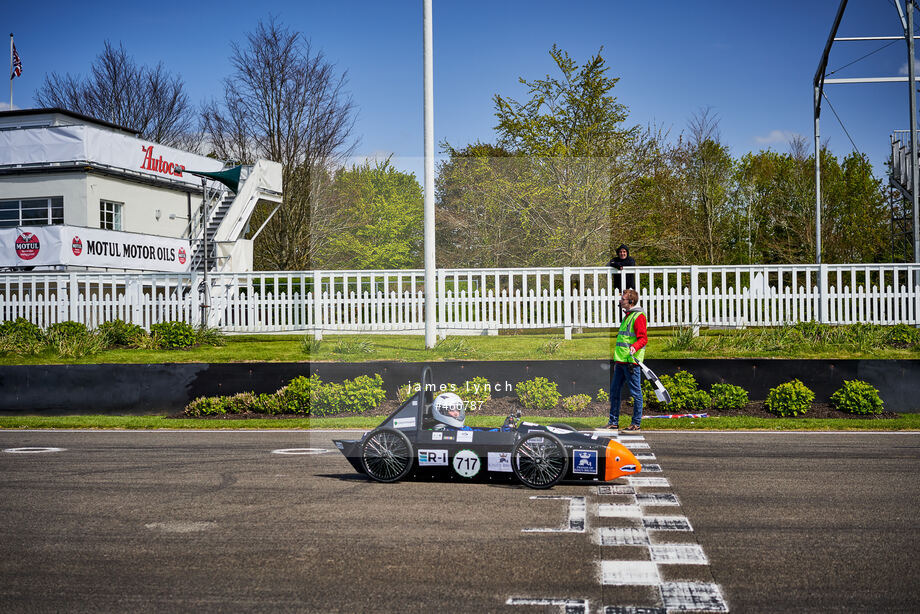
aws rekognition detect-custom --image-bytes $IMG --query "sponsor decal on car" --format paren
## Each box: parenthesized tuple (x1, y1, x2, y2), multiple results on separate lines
(392, 417, 416, 430)
(431, 432, 443, 441)
(452, 449, 480, 478)
(573, 449, 598, 475)
(487, 452, 513, 473)
(418, 449, 448, 466)
(546, 426, 570, 434)
(457, 431, 473, 442)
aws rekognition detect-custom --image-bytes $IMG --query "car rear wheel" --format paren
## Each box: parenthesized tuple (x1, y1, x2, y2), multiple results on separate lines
(512, 431, 568, 489)
(361, 428, 414, 483)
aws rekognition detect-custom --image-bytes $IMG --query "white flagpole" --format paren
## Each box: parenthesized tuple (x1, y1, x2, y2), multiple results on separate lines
(9, 33, 12, 109)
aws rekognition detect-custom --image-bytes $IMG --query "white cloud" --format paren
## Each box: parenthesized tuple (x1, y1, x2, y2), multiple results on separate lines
(898, 59, 920, 76)
(754, 130, 801, 145)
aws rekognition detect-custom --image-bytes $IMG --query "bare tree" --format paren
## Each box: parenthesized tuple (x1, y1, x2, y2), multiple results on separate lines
(35, 41, 198, 149)
(201, 17, 356, 270)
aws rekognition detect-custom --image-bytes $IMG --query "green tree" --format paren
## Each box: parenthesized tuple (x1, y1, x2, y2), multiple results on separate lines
(315, 160, 424, 269)
(823, 152, 888, 262)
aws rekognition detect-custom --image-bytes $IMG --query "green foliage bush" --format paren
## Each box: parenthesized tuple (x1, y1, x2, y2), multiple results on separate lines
(44, 321, 104, 358)
(0, 317, 45, 355)
(300, 337, 323, 354)
(830, 380, 884, 415)
(97, 319, 147, 347)
(253, 392, 286, 415)
(885, 323, 919, 349)
(539, 337, 564, 355)
(765, 379, 815, 417)
(457, 377, 492, 408)
(596, 388, 610, 403)
(331, 339, 375, 355)
(185, 396, 231, 416)
(281, 375, 321, 414)
(643, 369, 710, 411)
(561, 394, 592, 412)
(341, 374, 386, 414)
(194, 326, 226, 347)
(515, 377, 560, 411)
(150, 321, 196, 349)
(710, 383, 749, 411)
(311, 382, 345, 416)
(396, 382, 418, 403)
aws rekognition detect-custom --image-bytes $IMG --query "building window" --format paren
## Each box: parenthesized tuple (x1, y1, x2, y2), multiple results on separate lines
(0, 197, 64, 228)
(100, 200, 123, 230)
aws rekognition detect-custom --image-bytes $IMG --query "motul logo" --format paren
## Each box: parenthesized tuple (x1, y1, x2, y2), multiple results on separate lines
(140, 146, 185, 177)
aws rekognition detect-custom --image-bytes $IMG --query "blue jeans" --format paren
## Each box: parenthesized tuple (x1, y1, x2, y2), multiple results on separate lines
(609, 362, 643, 426)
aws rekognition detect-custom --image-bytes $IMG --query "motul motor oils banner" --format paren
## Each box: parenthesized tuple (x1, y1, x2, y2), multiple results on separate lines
(1, 226, 191, 272)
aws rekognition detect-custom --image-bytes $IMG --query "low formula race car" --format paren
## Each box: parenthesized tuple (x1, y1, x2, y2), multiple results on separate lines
(333, 367, 642, 489)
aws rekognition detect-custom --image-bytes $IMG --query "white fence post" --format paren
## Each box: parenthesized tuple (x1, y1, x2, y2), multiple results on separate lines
(67, 273, 78, 323)
(313, 270, 323, 341)
(819, 264, 829, 324)
(190, 273, 201, 327)
(563, 267, 572, 340)
(690, 265, 700, 335)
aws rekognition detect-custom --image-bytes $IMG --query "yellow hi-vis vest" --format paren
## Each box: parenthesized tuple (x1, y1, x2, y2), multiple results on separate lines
(615, 310, 646, 363)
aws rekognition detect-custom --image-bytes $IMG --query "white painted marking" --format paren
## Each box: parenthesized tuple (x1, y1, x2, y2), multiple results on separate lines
(636, 493, 680, 507)
(623, 442, 650, 449)
(601, 606, 666, 614)
(628, 477, 670, 487)
(659, 582, 728, 612)
(145, 521, 216, 533)
(3, 447, 65, 454)
(599, 560, 661, 585)
(635, 453, 656, 460)
(597, 504, 643, 518)
(270, 448, 330, 455)
(640, 464, 662, 472)
(618, 435, 645, 442)
(523, 496, 586, 533)
(507, 597, 589, 613)
(650, 544, 709, 565)
(643, 516, 693, 532)
(596, 485, 636, 495)
(594, 527, 651, 546)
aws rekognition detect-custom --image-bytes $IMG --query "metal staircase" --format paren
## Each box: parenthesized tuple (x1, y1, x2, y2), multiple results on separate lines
(183, 160, 283, 273)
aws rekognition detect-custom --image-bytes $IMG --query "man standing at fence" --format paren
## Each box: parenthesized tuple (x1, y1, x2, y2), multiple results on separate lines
(605, 288, 647, 431)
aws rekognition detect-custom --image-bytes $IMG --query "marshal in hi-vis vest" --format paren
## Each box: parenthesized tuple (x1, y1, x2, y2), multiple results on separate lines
(614, 310, 646, 363)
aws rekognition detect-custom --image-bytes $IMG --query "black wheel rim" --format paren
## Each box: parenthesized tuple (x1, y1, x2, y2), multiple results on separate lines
(363, 431, 411, 481)
(514, 437, 566, 487)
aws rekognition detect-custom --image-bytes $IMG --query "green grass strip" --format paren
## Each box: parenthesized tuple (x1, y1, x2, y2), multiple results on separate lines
(2, 414, 918, 431)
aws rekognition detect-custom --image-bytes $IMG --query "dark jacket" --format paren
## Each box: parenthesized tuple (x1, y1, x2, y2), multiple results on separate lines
(607, 244, 636, 289)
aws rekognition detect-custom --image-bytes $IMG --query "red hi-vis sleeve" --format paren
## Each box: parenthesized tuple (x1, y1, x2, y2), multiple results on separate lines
(632, 313, 648, 351)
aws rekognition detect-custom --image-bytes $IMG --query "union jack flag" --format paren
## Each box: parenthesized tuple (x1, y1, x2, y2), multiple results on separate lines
(11, 43, 22, 80)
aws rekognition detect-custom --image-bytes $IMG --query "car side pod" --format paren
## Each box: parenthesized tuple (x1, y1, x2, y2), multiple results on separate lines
(604, 440, 642, 481)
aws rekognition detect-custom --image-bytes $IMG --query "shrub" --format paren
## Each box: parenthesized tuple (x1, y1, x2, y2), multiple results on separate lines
(765, 379, 815, 417)
(396, 382, 418, 403)
(515, 377, 560, 411)
(433, 336, 475, 357)
(97, 319, 147, 347)
(830, 380, 884, 415)
(596, 388, 610, 403)
(341, 374, 386, 414)
(194, 326, 225, 347)
(312, 382, 345, 416)
(150, 321, 196, 349)
(643, 369, 709, 411)
(562, 394, 592, 412)
(46, 320, 88, 339)
(665, 325, 698, 351)
(281, 374, 321, 414)
(184, 396, 230, 416)
(225, 392, 256, 414)
(710, 383, 749, 411)
(0, 318, 45, 355)
(253, 392, 286, 415)
(44, 321, 104, 358)
(457, 377, 492, 409)
(885, 323, 919, 349)
(0, 317, 44, 340)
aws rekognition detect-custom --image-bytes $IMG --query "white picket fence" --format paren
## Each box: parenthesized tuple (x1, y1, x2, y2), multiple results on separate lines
(2, 264, 919, 336)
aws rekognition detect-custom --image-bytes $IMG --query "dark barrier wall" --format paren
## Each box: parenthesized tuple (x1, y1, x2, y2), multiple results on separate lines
(0, 360, 918, 415)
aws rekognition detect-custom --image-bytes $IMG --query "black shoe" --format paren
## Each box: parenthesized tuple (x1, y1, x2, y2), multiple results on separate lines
(602, 422, 619, 430)
(624, 424, 641, 432)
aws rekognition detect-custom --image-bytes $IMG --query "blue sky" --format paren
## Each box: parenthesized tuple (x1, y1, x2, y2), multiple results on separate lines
(4, 1, 916, 181)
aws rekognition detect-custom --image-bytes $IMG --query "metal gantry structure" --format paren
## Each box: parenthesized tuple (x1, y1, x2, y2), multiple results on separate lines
(814, 0, 920, 273)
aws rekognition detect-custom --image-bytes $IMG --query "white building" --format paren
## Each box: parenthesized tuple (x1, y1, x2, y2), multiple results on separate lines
(0, 108, 282, 273)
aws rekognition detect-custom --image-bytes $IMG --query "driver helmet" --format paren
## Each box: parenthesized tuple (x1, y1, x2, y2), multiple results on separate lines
(432, 392, 466, 428)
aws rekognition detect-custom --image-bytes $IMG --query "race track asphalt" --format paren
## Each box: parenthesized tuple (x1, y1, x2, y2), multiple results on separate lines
(0, 430, 917, 613)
